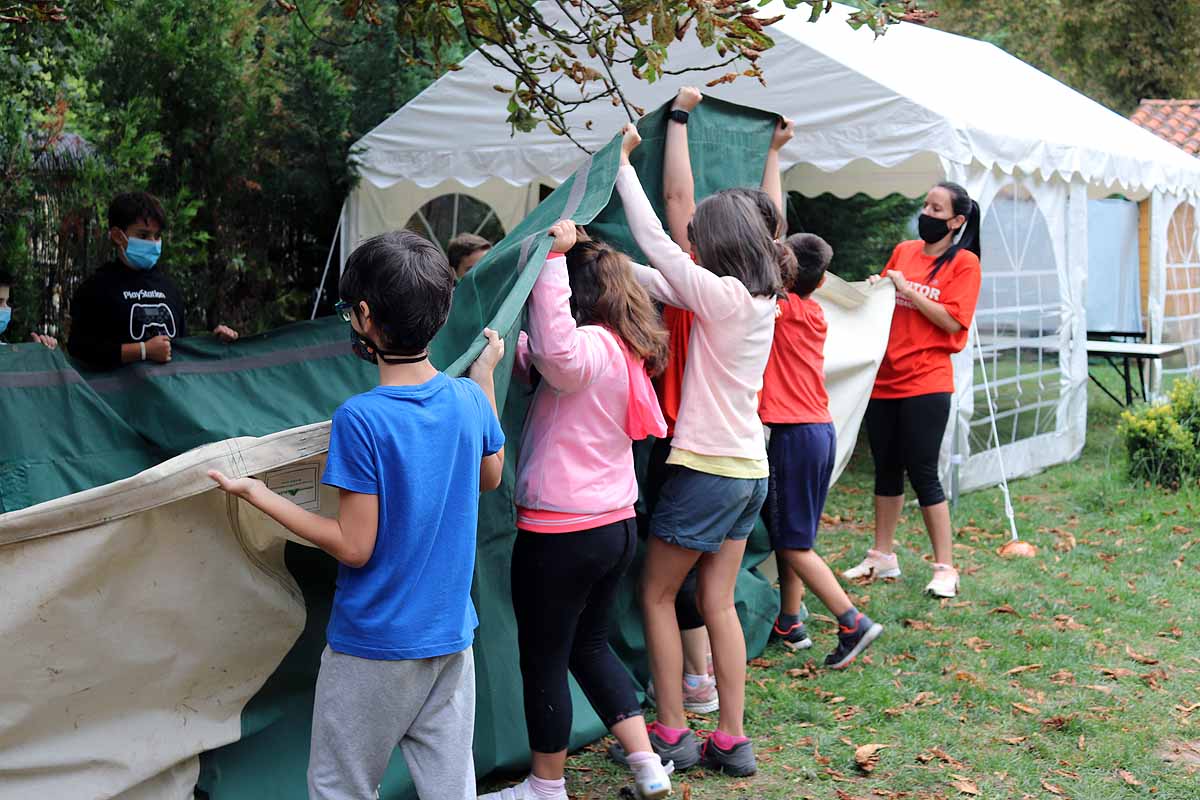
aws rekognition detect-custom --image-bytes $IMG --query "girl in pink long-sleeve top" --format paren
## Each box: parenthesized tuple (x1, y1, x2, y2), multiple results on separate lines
(479, 221, 673, 800)
(613, 124, 792, 778)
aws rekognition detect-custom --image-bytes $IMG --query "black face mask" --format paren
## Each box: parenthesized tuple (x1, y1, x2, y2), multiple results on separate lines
(917, 213, 952, 244)
(349, 328, 427, 365)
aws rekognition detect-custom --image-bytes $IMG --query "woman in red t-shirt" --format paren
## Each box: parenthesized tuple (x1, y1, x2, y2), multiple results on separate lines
(844, 182, 982, 599)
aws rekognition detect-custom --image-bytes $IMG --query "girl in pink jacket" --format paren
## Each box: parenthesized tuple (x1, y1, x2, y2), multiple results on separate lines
(480, 221, 672, 800)
(615, 124, 791, 779)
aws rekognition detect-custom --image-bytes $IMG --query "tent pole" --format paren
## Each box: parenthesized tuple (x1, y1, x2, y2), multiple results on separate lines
(310, 215, 344, 321)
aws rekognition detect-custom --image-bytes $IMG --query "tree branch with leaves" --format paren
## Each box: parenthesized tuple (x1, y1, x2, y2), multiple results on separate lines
(283, 0, 921, 146)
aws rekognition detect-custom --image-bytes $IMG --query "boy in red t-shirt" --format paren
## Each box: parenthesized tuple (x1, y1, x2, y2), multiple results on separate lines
(760, 234, 884, 669)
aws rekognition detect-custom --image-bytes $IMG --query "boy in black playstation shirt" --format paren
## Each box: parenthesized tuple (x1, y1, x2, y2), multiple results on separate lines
(68, 192, 239, 369)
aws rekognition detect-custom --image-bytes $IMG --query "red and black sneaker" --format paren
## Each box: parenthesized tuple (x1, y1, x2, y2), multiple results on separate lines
(770, 616, 813, 651)
(824, 612, 883, 669)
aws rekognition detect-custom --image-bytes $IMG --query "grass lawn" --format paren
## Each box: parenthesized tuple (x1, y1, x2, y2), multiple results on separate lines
(486, 377, 1200, 799)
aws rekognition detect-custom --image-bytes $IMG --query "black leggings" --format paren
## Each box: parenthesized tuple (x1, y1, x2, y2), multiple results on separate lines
(511, 519, 643, 753)
(865, 393, 952, 507)
(643, 437, 705, 631)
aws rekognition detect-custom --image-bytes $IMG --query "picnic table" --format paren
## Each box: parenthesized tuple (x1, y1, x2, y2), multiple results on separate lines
(1086, 334, 1183, 407)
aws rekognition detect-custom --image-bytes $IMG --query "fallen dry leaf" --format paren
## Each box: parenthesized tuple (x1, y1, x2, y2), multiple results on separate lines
(1116, 769, 1142, 787)
(1000, 736, 1028, 745)
(1142, 669, 1169, 690)
(989, 604, 1021, 616)
(1099, 667, 1137, 680)
(1007, 664, 1043, 675)
(1052, 531, 1076, 552)
(1012, 702, 1040, 715)
(1041, 780, 1066, 796)
(964, 636, 994, 652)
(916, 747, 966, 768)
(1053, 615, 1087, 631)
(948, 776, 980, 795)
(1126, 645, 1159, 665)
(954, 670, 984, 685)
(1042, 715, 1075, 730)
(854, 743, 889, 774)
(1050, 669, 1076, 685)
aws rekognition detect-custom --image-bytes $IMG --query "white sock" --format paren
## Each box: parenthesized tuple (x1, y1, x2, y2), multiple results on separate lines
(527, 774, 565, 798)
(683, 672, 708, 688)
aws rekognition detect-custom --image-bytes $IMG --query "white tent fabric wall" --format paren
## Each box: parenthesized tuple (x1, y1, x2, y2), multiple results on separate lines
(1085, 199, 1142, 334)
(341, 179, 540, 270)
(1143, 191, 1200, 394)
(1158, 195, 1200, 379)
(944, 164, 1088, 494)
(339, 1, 1200, 492)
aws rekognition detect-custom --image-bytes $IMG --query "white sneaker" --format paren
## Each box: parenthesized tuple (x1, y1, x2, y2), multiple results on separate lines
(925, 563, 959, 598)
(478, 778, 568, 800)
(842, 549, 901, 580)
(630, 755, 675, 799)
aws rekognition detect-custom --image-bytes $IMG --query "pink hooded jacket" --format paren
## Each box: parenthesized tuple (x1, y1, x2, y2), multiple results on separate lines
(514, 253, 666, 516)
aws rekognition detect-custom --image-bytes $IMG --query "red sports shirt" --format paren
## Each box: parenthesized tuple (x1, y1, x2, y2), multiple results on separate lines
(872, 240, 981, 399)
(759, 294, 832, 425)
(655, 305, 693, 436)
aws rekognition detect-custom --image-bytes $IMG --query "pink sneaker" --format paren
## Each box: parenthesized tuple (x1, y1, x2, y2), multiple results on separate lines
(683, 676, 719, 713)
(843, 549, 901, 580)
(925, 563, 959, 598)
(645, 676, 720, 714)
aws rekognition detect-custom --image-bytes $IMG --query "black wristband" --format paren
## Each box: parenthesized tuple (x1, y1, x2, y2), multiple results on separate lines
(668, 109, 690, 126)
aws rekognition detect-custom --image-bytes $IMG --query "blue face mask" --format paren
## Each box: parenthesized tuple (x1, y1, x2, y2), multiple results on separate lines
(0, 307, 10, 336)
(125, 237, 162, 270)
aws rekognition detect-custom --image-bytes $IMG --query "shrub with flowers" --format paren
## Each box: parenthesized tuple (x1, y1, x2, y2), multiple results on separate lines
(1118, 378, 1200, 489)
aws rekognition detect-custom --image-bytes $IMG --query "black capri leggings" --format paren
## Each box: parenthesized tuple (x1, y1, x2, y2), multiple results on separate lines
(865, 392, 952, 507)
(511, 519, 644, 753)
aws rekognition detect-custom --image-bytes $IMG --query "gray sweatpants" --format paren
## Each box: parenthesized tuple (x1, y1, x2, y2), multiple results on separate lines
(307, 645, 476, 800)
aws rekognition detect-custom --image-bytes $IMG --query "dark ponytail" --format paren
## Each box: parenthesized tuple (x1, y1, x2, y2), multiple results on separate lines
(773, 239, 798, 296)
(930, 182, 981, 279)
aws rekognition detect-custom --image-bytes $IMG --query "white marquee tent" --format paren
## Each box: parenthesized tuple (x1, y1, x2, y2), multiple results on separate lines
(339, 1, 1200, 493)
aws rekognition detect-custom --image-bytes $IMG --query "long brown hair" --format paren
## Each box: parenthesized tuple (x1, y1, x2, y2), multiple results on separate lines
(687, 188, 787, 298)
(565, 234, 669, 376)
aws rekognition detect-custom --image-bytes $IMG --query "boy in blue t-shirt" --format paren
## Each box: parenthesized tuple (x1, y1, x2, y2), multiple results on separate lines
(209, 230, 506, 800)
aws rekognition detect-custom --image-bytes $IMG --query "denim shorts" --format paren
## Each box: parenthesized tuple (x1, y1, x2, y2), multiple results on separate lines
(649, 466, 769, 553)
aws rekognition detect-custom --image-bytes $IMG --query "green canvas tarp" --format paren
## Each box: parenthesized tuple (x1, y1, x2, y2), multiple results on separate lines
(0, 99, 893, 800)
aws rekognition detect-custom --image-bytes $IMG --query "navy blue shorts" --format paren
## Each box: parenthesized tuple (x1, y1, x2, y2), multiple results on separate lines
(650, 466, 769, 553)
(764, 422, 836, 551)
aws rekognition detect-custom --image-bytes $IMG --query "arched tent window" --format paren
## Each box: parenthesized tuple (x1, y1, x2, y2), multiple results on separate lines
(971, 183, 1062, 450)
(405, 193, 506, 254)
(1162, 202, 1200, 376)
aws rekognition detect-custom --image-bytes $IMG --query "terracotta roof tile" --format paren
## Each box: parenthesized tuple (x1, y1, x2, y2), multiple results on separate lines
(1130, 99, 1200, 158)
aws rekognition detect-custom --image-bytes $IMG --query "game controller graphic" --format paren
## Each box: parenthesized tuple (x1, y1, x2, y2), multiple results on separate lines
(129, 303, 178, 340)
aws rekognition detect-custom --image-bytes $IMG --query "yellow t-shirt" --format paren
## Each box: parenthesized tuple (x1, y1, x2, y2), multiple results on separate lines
(666, 447, 769, 480)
